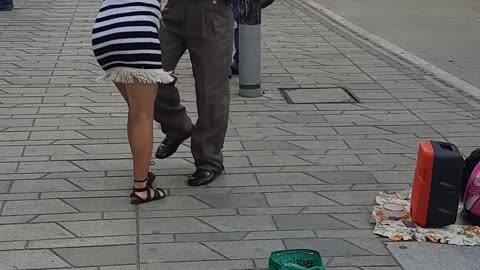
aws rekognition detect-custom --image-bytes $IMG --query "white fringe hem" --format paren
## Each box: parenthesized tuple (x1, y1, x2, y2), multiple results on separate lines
(98, 67, 175, 84)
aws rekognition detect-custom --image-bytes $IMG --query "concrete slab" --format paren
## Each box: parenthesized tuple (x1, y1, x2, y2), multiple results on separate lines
(387, 242, 480, 270)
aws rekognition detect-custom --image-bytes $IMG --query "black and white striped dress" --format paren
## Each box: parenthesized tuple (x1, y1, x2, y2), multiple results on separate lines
(91, 0, 173, 84)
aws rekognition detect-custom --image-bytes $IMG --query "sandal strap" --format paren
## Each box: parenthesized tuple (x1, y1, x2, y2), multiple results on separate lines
(133, 186, 149, 193)
(153, 188, 167, 199)
(134, 179, 147, 183)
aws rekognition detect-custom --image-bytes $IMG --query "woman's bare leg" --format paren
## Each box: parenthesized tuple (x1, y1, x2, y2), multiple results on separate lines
(124, 82, 158, 198)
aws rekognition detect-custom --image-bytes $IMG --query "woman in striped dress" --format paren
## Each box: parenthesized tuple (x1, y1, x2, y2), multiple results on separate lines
(92, 0, 173, 204)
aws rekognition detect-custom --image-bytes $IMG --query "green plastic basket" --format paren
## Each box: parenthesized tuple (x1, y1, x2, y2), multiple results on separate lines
(268, 249, 326, 270)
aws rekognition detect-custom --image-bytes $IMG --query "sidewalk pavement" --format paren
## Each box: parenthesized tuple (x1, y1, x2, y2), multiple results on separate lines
(0, 0, 479, 269)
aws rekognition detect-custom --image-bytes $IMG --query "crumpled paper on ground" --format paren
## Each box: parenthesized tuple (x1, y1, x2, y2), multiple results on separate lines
(371, 190, 480, 246)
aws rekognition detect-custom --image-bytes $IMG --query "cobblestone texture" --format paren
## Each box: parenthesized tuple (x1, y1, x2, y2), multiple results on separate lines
(1, 0, 480, 269)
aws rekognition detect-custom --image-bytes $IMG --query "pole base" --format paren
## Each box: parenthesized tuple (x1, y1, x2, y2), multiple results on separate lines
(239, 86, 262, 98)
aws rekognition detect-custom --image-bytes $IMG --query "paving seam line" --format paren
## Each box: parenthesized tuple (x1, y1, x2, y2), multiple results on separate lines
(298, 0, 480, 102)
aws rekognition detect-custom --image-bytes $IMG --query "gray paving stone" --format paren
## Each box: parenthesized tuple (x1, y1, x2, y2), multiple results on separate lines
(139, 217, 217, 234)
(244, 230, 316, 240)
(0, 216, 35, 224)
(199, 215, 276, 232)
(352, 183, 411, 191)
(266, 192, 337, 207)
(0, 250, 70, 269)
(194, 193, 267, 208)
(74, 158, 192, 171)
(292, 184, 352, 192)
(75, 143, 131, 155)
(249, 155, 313, 166)
(10, 179, 80, 193)
(274, 114, 327, 123)
(285, 238, 370, 257)
(68, 176, 131, 190)
(0, 193, 39, 201)
(302, 206, 368, 214)
(257, 172, 326, 185)
(223, 156, 251, 167)
(0, 146, 24, 157)
(138, 209, 236, 218)
(359, 154, 416, 165)
(54, 245, 137, 267)
(274, 213, 353, 230)
(30, 212, 102, 223)
(65, 197, 136, 212)
(78, 129, 127, 139)
(345, 238, 390, 255)
(204, 240, 285, 259)
(28, 236, 136, 249)
(140, 243, 223, 263)
(328, 256, 397, 267)
(0, 181, 10, 193)
(24, 145, 85, 156)
(331, 213, 373, 229)
(299, 155, 363, 166)
(60, 219, 136, 237)
(175, 232, 246, 242)
(242, 140, 302, 151)
(30, 130, 86, 140)
(289, 140, 349, 150)
(139, 196, 213, 211)
(34, 118, 89, 127)
(361, 267, 402, 270)
(316, 229, 377, 238)
(0, 132, 29, 141)
(0, 223, 74, 241)
(0, 163, 19, 173)
(372, 171, 414, 183)
(139, 234, 175, 244)
(231, 185, 292, 193)
(236, 127, 292, 136)
(318, 191, 378, 205)
(289, 127, 337, 135)
(17, 161, 82, 173)
(387, 242, 480, 270)
(335, 127, 392, 135)
(308, 171, 377, 184)
(140, 260, 254, 270)
(104, 212, 137, 219)
(0, 241, 27, 251)
(208, 173, 258, 187)
(238, 207, 303, 215)
(2, 199, 77, 215)
(41, 190, 129, 199)
(346, 139, 407, 149)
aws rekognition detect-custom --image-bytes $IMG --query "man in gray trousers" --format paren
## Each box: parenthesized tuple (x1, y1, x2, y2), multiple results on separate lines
(154, 0, 234, 186)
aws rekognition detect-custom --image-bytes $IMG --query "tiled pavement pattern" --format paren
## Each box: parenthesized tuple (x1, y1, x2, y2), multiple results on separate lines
(1, 0, 480, 269)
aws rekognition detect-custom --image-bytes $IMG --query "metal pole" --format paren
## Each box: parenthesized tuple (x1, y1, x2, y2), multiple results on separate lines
(238, 0, 261, 98)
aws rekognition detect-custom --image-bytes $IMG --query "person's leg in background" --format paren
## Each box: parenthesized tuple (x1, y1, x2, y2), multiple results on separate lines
(154, 0, 194, 159)
(231, 0, 240, 76)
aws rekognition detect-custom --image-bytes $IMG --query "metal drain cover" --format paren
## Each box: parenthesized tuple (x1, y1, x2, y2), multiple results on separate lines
(280, 87, 359, 104)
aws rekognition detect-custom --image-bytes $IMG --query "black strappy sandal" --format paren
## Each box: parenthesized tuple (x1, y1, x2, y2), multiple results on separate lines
(130, 172, 156, 199)
(130, 177, 167, 205)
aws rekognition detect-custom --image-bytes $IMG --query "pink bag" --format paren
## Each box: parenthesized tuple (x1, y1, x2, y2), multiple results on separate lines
(464, 162, 480, 225)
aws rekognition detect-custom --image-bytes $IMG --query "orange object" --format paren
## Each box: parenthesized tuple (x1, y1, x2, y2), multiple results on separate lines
(411, 140, 463, 228)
